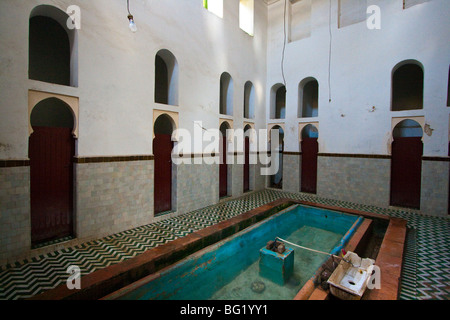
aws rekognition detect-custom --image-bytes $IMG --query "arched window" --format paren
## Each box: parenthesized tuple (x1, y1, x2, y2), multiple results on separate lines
(392, 61, 424, 111)
(271, 84, 286, 120)
(299, 78, 319, 118)
(29, 5, 78, 87)
(220, 73, 233, 116)
(244, 81, 255, 119)
(155, 50, 179, 106)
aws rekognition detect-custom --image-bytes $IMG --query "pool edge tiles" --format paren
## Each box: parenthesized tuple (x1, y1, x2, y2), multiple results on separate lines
(31, 199, 295, 300)
(105, 204, 362, 300)
(101, 203, 302, 301)
(333, 216, 364, 255)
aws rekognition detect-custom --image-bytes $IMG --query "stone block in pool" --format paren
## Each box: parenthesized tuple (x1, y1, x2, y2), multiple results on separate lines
(259, 247, 294, 286)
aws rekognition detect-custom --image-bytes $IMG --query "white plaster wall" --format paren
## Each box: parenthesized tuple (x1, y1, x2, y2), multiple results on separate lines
(6, 0, 447, 158)
(0, 0, 268, 159)
(267, 0, 450, 156)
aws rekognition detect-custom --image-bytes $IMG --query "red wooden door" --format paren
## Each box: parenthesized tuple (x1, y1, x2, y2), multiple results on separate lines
(220, 136, 228, 198)
(244, 137, 250, 192)
(301, 138, 318, 194)
(154, 134, 173, 215)
(29, 127, 74, 245)
(390, 137, 423, 209)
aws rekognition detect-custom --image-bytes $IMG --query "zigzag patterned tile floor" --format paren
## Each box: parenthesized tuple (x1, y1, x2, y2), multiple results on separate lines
(0, 190, 449, 300)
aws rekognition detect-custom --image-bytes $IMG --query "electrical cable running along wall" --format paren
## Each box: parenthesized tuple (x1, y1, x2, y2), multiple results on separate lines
(281, 0, 287, 89)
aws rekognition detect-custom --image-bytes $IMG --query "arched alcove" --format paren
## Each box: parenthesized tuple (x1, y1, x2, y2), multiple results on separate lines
(29, 5, 78, 87)
(392, 61, 424, 111)
(244, 81, 255, 119)
(220, 73, 233, 116)
(270, 84, 286, 120)
(155, 49, 179, 106)
(299, 78, 319, 118)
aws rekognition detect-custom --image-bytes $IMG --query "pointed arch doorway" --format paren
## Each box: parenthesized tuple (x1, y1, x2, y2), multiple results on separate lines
(243, 125, 252, 193)
(269, 125, 284, 189)
(390, 119, 424, 209)
(219, 122, 231, 198)
(29, 98, 75, 245)
(153, 114, 176, 215)
(301, 124, 319, 194)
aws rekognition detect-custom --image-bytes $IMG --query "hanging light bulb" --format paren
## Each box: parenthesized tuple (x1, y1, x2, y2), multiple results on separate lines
(127, 0, 137, 33)
(128, 14, 137, 33)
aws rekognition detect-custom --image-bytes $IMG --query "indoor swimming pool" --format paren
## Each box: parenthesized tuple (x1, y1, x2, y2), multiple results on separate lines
(106, 204, 362, 300)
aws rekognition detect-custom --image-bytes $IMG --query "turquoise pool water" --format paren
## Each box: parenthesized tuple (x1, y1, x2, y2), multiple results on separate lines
(114, 205, 361, 300)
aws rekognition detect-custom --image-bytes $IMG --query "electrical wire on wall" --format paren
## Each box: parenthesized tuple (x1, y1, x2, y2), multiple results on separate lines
(281, 0, 288, 90)
(127, 0, 137, 32)
(328, 0, 333, 103)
